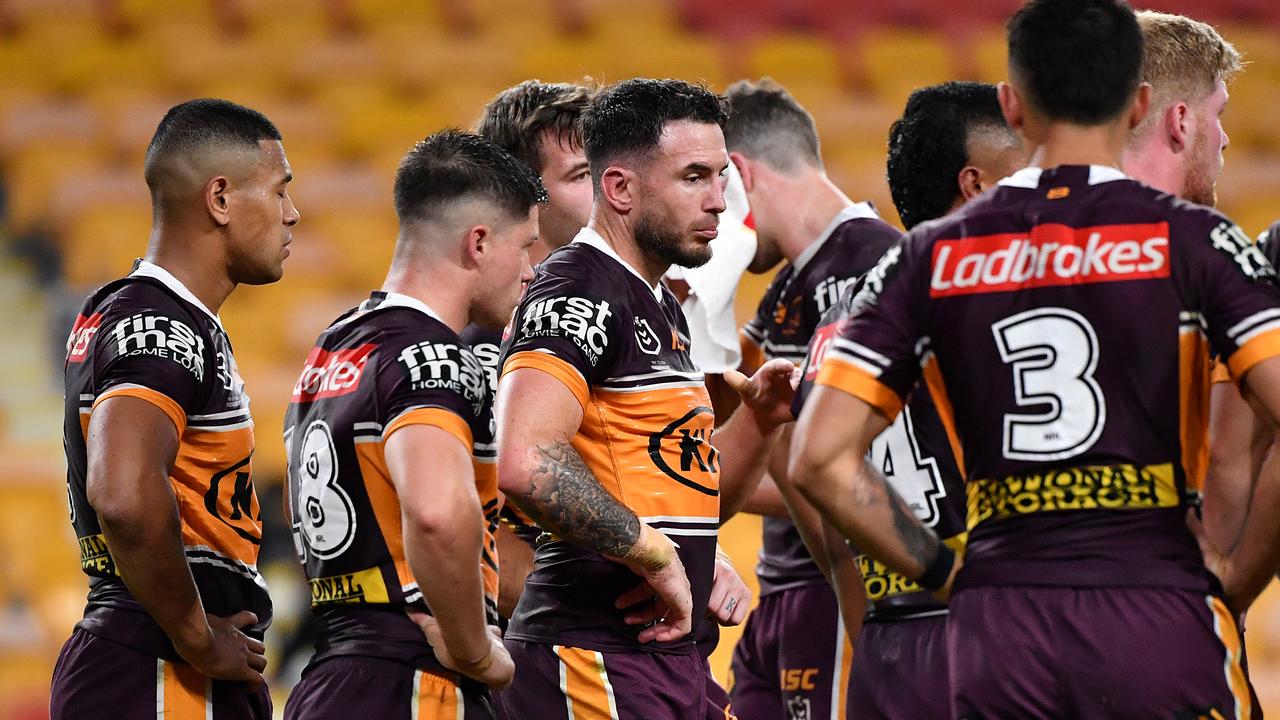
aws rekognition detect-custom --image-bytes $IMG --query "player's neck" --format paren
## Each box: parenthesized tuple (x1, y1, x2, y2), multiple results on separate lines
(1120, 139, 1183, 196)
(144, 231, 235, 315)
(381, 268, 470, 334)
(777, 173, 855, 264)
(589, 217, 667, 289)
(1025, 123, 1128, 174)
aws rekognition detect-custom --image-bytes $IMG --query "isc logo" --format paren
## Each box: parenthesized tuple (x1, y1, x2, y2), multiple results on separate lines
(520, 295, 612, 363)
(780, 668, 819, 691)
(293, 344, 377, 402)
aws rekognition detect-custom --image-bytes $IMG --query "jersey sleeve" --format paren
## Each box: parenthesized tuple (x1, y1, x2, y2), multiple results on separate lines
(814, 237, 926, 421)
(90, 297, 207, 435)
(499, 270, 620, 411)
(1193, 217, 1280, 380)
(380, 330, 488, 450)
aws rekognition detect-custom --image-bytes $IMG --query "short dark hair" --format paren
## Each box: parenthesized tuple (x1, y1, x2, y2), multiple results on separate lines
(476, 80, 594, 175)
(582, 78, 729, 187)
(143, 98, 281, 192)
(393, 129, 548, 225)
(723, 77, 821, 171)
(1007, 0, 1144, 124)
(887, 81, 1011, 229)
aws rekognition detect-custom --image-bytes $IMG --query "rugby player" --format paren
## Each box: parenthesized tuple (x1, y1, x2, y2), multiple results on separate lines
(719, 78, 901, 720)
(495, 78, 795, 719)
(281, 130, 545, 719)
(51, 99, 297, 719)
(790, 0, 1280, 716)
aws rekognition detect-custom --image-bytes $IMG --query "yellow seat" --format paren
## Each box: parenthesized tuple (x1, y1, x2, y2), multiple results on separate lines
(61, 203, 152, 289)
(967, 24, 1009, 85)
(2, 143, 106, 234)
(746, 34, 845, 98)
(861, 29, 955, 110)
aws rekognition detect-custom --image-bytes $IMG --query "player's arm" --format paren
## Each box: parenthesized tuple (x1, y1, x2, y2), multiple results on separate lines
(1203, 378, 1271, 552)
(713, 358, 797, 522)
(386, 423, 512, 689)
(789, 386, 959, 597)
(496, 367, 693, 643)
(732, 474, 789, 519)
(822, 518, 868, 643)
(494, 517, 534, 619)
(86, 397, 265, 684)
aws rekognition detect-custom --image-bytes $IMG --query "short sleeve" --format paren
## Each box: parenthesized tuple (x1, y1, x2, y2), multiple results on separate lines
(815, 237, 925, 421)
(381, 331, 488, 450)
(1194, 218, 1280, 380)
(500, 271, 620, 411)
(91, 301, 207, 435)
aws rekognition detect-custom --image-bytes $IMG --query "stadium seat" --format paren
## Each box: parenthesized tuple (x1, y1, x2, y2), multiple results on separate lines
(60, 203, 152, 289)
(745, 34, 845, 97)
(2, 143, 107, 234)
(861, 28, 955, 110)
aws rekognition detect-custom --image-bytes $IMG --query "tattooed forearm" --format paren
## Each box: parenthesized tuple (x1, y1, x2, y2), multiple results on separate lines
(514, 440, 641, 559)
(887, 487, 941, 573)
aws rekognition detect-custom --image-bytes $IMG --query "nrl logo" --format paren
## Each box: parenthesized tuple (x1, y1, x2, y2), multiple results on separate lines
(634, 318, 662, 356)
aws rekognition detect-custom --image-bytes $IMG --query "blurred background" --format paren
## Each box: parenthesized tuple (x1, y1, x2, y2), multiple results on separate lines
(2, 0, 1279, 716)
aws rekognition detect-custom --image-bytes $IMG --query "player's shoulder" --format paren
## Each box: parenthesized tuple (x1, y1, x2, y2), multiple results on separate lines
(89, 274, 202, 327)
(1259, 220, 1280, 268)
(530, 239, 628, 297)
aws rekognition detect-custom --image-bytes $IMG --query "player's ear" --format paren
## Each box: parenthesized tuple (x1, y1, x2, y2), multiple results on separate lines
(1165, 102, 1190, 153)
(729, 152, 753, 192)
(599, 165, 633, 213)
(464, 224, 488, 267)
(206, 176, 231, 227)
(997, 82, 1023, 133)
(1128, 82, 1152, 131)
(957, 165, 984, 202)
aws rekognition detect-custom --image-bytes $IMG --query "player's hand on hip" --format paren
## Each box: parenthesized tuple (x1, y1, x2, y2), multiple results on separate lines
(408, 611, 515, 690)
(615, 525, 693, 643)
(706, 549, 750, 626)
(723, 358, 800, 431)
(179, 610, 267, 687)
(1188, 508, 1246, 612)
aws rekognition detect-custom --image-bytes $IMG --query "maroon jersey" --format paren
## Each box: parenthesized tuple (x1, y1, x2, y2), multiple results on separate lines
(793, 278, 966, 620)
(818, 165, 1280, 592)
(740, 205, 900, 596)
(500, 229, 719, 654)
(63, 260, 269, 656)
(1259, 220, 1280, 268)
(284, 291, 498, 674)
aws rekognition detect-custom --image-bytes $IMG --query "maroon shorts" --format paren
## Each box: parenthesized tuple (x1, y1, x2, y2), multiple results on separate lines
(50, 627, 271, 720)
(284, 655, 493, 720)
(729, 583, 853, 720)
(848, 613, 949, 719)
(949, 585, 1252, 719)
(502, 639, 719, 719)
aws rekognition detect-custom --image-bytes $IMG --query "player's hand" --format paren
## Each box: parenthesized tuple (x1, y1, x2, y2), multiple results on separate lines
(1188, 508, 1247, 613)
(724, 358, 800, 432)
(706, 549, 750, 626)
(929, 552, 964, 604)
(408, 610, 515, 690)
(176, 611, 267, 687)
(615, 525, 693, 643)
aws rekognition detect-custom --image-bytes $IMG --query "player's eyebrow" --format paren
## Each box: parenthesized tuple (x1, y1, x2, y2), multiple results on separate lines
(683, 161, 716, 175)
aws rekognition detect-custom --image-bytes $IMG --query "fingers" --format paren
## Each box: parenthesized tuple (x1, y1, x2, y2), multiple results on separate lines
(729, 592, 750, 625)
(722, 369, 749, 394)
(247, 651, 268, 673)
(705, 573, 730, 618)
(246, 636, 266, 655)
(225, 611, 259, 629)
(624, 597, 668, 626)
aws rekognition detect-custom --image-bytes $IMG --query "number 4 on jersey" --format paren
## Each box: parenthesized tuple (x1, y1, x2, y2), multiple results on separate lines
(869, 406, 947, 527)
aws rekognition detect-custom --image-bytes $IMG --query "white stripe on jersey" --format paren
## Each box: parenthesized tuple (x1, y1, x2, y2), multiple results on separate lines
(1227, 307, 1280, 340)
(832, 338, 890, 367)
(827, 349, 886, 378)
(605, 369, 705, 384)
(1237, 317, 1280, 346)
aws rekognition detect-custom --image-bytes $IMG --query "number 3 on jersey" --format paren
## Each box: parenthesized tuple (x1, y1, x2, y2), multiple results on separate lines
(869, 407, 947, 527)
(992, 307, 1106, 462)
(285, 420, 357, 561)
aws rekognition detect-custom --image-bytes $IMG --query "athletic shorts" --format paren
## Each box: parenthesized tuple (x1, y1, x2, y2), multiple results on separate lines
(284, 654, 493, 720)
(949, 585, 1252, 719)
(729, 583, 853, 720)
(50, 627, 271, 720)
(848, 613, 949, 719)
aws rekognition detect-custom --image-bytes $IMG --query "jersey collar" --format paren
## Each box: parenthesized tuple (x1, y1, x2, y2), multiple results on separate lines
(130, 259, 224, 330)
(365, 291, 444, 322)
(997, 165, 1129, 189)
(572, 227, 664, 301)
(793, 202, 881, 274)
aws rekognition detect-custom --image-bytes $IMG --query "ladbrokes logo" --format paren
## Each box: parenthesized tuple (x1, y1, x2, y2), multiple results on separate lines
(520, 295, 612, 364)
(110, 313, 205, 380)
(802, 320, 846, 382)
(398, 342, 486, 414)
(66, 312, 102, 363)
(929, 222, 1170, 298)
(293, 344, 377, 402)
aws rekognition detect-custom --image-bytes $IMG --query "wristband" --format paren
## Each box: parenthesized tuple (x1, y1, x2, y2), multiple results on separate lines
(915, 544, 956, 592)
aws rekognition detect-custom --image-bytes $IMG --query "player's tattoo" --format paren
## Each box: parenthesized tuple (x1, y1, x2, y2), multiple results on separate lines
(888, 487, 940, 572)
(518, 440, 641, 559)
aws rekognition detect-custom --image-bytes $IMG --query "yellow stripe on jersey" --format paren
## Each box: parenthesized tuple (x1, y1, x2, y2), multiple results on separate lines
(156, 658, 208, 719)
(1180, 330, 1212, 494)
(966, 463, 1179, 530)
(309, 565, 391, 606)
(502, 350, 591, 412)
(1206, 596, 1251, 720)
(922, 355, 966, 476)
(385, 407, 474, 450)
(1227, 326, 1280, 381)
(555, 645, 620, 720)
(411, 670, 464, 720)
(94, 385, 187, 436)
(814, 355, 904, 421)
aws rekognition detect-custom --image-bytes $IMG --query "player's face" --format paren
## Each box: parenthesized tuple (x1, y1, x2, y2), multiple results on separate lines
(535, 130, 592, 249)
(226, 140, 299, 285)
(1183, 80, 1230, 207)
(474, 204, 539, 330)
(633, 120, 728, 269)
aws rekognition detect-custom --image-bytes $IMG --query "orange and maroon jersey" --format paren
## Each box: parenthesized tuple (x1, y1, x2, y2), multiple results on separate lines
(740, 205, 900, 597)
(820, 165, 1280, 592)
(284, 291, 498, 670)
(63, 260, 268, 656)
(500, 228, 719, 654)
